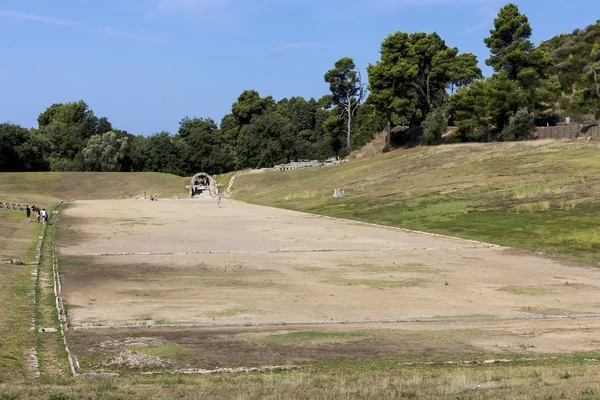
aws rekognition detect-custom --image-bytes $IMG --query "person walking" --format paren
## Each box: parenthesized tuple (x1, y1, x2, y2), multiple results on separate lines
(35, 208, 40, 224)
(41, 208, 47, 225)
(26, 205, 31, 221)
(217, 194, 222, 208)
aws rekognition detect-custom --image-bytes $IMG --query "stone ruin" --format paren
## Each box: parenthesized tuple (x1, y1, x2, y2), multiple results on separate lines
(272, 158, 343, 171)
(1, 202, 29, 211)
(187, 172, 219, 198)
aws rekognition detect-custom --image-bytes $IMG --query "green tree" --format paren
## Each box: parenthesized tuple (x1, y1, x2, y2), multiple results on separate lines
(368, 31, 480, 144)
(97, 117, 113, 134)
(176, 117, 234, 175)
(276, 97, 317, 134)
(351, 103, 387, 149)
(37, 101, 113, 166)
(484, 3, 555, 112)
(82, 131, 129, 172)
(142, 132, 184, 175)
(37, 100, 90, 127)
(505, 108, 536, 141)
(236, 113, 295, 169)
(449, 80, 493, 141)
(421, 108, 447, 145)
(324, 57, 366, 148)
(231, 90, 275, 125)
(574, 62, 600, 118)
(0, 124, 49, 171)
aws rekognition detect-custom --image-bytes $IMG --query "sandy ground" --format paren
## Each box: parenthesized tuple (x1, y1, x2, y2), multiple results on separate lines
(58, 195, 600, 370)
(57, 198, 600, 364)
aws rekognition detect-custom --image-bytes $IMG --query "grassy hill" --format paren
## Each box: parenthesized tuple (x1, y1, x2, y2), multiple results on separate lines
(542, 20, 600, 117)
(229, 141, 600, 265)
(0, 172, 189, 205)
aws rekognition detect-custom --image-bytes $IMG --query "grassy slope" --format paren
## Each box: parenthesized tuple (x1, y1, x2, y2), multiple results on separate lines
(232, 141, 600, 265)
(0, 172, 188, 205)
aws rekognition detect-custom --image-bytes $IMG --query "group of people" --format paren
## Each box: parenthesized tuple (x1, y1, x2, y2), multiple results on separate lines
(25, 205, 49, 224)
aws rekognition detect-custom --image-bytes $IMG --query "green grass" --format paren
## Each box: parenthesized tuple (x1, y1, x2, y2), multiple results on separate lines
(127, 344, 187, 360)
(295, 266, 328, 273)
(0, 172, 188, 204)
(498, 285, 555, 295)
(214, 172, 236, 188)
(323, 278, 420, 288)
(230, 142, 600, 265)
(347, 263, 435, 274)
(197, 277, 281, 288)
(204, 307, 258, 319)
(254, 330, 370, 346)
(518, 307, 574, 315)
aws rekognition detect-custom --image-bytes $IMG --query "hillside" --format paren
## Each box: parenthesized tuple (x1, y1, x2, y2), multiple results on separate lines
(0, 172, 188, 205)
(229, 141, 600, 265)
(542, 20, 600, 117)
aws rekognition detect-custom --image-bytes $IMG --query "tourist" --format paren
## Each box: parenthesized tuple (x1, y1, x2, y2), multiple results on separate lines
(217, 194, 221, 208)
(41, 208, 47, 224)
(35, 208, 41, 224)
(26, 205, 31, 221)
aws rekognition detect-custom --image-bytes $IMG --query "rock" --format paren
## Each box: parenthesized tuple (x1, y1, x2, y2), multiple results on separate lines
(12, 259, 24, 265)
(0, 258, 12, 264)
(39, 328, 58, 333)
(108, 350, 169, 368)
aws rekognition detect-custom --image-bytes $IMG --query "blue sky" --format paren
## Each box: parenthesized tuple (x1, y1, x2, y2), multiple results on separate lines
(0, 0, 594, 135)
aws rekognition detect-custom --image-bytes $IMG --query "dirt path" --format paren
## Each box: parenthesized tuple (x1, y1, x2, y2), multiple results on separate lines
(56, 198, 600, 330)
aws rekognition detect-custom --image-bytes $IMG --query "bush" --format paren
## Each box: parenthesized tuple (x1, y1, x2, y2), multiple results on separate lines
(337, 147, 350, 159)
(505, 108, 536, 141)
(443, 132, 461, 144)
(49, 157, 75, 171)
(421, 108, 447, 145)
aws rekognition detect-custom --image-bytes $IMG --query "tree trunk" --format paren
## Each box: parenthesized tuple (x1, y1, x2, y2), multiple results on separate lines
(594, 67, 600, 99)
(347, 96, 352, 148)
(386, 121, 391, 147)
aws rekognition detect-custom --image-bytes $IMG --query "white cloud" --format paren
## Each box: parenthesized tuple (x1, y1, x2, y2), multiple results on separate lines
(0, 9, 80, 26)
(0, 8, 164, 42)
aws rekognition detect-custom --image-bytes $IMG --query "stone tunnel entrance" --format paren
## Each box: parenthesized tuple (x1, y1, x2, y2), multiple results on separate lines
(188, 172, 217, 198)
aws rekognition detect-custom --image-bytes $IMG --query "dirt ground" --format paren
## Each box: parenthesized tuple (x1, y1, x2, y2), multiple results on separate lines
(67, 317, 600, 372)
(57, 198, 600, 370)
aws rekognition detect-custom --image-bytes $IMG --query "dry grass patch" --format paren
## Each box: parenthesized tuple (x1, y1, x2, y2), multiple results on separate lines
(251, 330, 371, 346)
(346, 263, 435, 274)
(294, 266, 328, 273)
(323, 278, 420, 289)
(518, 307, 574, 315)
(127, 344, 187, 360)
(205, 308, 259, 319)
(0, 172, 188, 203)
(498, 285, 554, 296)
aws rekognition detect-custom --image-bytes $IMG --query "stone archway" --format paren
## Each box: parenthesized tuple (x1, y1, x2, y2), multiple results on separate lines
(189, 173, 217, 197)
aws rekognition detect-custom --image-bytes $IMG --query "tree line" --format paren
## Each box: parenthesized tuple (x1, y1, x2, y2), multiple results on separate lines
(2, 3, 599, 175)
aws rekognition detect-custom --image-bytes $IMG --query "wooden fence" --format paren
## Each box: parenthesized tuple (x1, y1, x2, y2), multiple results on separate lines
(536, 125, 600, 140)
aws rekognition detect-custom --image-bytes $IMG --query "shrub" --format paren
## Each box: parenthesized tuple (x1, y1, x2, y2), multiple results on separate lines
(505, 108, 536, 141)
(49, 157, 75, 172)
(338, 147, 350, 159)
(421, 108, 447, 145)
